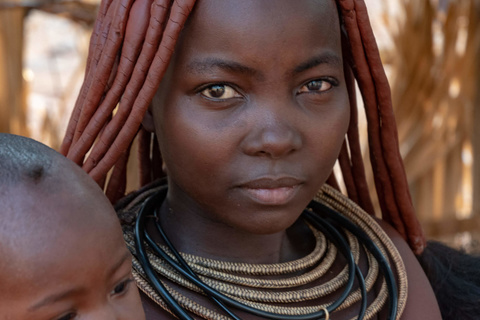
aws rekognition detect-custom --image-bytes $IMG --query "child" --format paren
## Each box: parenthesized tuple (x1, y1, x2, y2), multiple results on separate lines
(0, 133, 145, 320)
(61, 0, 479, 319)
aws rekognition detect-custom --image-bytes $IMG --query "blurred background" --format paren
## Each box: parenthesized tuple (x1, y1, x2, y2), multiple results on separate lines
(0, 0, 479, 251)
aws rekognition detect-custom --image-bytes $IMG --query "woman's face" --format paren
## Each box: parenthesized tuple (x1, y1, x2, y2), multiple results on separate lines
(150, 0, 350, 234)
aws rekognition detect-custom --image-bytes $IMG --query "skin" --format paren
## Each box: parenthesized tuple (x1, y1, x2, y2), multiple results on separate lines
(0, 162, 145, 320)
(146, 0, 349, 261)
(142, 0, 442, 318)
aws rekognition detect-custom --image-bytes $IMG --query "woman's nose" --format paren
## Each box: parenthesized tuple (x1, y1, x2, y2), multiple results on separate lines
(241, 102, 303, 159)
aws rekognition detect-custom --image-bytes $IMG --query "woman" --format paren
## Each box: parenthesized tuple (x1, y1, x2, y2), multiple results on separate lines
(62, 0, 476, 319)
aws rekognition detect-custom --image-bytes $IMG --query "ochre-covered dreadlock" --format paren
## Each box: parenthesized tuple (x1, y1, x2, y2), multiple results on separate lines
(61, 0, 426, 254)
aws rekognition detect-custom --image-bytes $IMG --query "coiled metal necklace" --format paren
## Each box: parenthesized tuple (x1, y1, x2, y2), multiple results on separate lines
(120, 184, 407, 320)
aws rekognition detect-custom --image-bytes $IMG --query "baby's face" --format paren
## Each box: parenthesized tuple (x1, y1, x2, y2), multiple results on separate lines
(0, 183, 145, 320)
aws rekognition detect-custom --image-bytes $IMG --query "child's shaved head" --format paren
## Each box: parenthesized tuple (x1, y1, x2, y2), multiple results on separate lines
(0, 134, 144, 320)
(0, 133, 56, 186)
(0, 133, 115, 266)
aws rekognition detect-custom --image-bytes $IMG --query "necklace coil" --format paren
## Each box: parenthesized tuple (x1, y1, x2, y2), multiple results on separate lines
(119, 183, 407, 320)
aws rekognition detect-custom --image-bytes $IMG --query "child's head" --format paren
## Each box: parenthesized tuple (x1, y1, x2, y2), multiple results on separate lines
(0, 134, 145, 320)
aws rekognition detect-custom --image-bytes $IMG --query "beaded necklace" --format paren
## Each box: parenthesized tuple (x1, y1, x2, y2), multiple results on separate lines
(119, 183, 407, 320)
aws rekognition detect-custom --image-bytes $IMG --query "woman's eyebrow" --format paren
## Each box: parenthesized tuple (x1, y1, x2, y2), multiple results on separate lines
(186, 58, 258, 77)
(293, 52, 342, 75)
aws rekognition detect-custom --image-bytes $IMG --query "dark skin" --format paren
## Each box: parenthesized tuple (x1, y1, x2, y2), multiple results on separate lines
(142, 0, 442, 318)
(0, 161, 145, 320)
(148, 0, 348, 264)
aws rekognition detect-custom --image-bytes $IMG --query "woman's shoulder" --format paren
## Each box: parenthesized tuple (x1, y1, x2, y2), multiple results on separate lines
(374, 218, 442, 320)
(140, 291, 174, 319)
(315, 185, 442, 319)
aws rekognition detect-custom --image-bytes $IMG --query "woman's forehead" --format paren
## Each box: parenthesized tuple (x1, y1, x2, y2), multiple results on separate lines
(188, 0, 340, 33)
(193, 0, 337, 17)
(176, 0, 342, 65)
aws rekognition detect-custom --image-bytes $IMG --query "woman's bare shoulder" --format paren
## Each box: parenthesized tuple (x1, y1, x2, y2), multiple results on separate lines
(375, 218, 442, 320)
(140, 292, 174, 320)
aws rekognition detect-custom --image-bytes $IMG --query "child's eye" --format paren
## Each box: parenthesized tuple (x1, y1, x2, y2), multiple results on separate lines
(110, 278, 134, 296)
(199, 84, 241, 100)
(55, 312, 76, 320)
(298, 79, 335, 94)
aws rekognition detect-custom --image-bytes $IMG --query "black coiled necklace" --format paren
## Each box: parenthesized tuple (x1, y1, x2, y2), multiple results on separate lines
(125, 185, 405, 320)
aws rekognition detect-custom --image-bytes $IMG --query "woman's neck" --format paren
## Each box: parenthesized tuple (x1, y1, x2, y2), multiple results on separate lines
(151, 197, 313, 264)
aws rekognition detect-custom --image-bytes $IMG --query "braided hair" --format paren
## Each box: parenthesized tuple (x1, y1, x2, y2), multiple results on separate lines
(61, 0, 425, 255)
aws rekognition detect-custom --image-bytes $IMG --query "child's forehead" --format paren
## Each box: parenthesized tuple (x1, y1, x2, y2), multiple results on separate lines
(0, 187, 124, 269)
(0, 182, 118, 254)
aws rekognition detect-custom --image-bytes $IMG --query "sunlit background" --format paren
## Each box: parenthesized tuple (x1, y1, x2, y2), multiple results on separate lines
(1, 0, 479, 252)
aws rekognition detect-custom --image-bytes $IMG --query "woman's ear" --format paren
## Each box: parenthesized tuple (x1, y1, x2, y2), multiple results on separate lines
(142, 105, 155, 132)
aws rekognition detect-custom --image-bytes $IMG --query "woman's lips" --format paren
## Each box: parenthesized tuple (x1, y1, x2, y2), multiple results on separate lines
(242, 186, 300, 205)
(239, 177, 302, 205)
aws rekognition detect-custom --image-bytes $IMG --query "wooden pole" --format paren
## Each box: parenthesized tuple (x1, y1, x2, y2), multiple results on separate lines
(0, 5, 28, 136)
(472, 62, 480, 217)
(471, 1, 480, 218)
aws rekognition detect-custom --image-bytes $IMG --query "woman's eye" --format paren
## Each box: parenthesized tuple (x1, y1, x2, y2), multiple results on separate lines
(55, 312, 76, 320)
(298, 79, 333, 93)
(200, 84, 241, 100)
(111, 278, 133, 296)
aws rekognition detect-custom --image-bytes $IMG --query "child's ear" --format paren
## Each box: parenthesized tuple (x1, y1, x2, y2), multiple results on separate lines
(142, 105, 155, 132)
